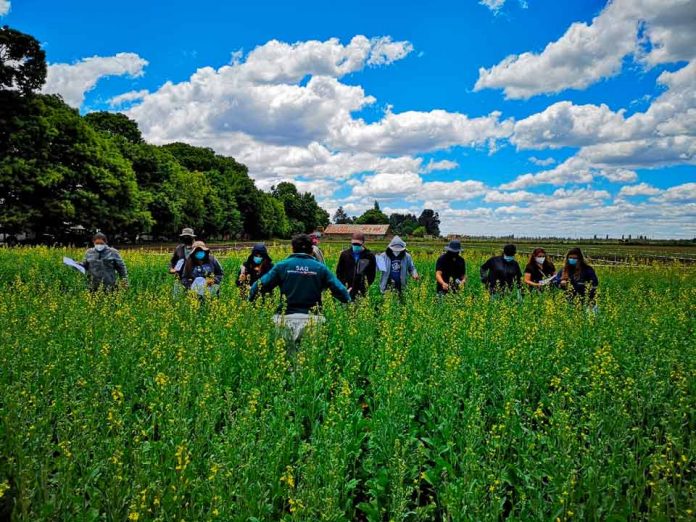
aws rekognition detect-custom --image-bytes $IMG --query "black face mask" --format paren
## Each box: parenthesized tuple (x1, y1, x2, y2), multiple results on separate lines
(183, 237, 194, 246)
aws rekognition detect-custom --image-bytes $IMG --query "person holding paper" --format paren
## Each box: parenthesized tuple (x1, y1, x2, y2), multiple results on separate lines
(523, 248, 556, 291)
(237, 243, 274, 293)
(169, 227, 196, 277)
(181, 241, 224, 297)
(81, 232, 128, 292)
(376, 236, 419, 295)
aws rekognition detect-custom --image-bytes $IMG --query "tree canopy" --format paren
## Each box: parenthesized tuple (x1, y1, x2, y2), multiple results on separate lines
(0, 27, 331, 243)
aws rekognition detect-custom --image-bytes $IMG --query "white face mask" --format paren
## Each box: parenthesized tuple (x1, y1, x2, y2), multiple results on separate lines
(95, 244, 107, 252)
(535, 256, 545, 264)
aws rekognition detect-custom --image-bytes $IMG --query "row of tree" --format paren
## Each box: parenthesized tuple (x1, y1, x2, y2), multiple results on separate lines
(333, 202, 441, 237)
(0, 26, 329, 243)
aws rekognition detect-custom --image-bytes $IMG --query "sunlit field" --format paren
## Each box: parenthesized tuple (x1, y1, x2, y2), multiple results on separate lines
(1, 246, 694, 521)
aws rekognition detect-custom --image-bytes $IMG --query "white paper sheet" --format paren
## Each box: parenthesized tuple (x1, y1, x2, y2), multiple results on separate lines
(63, 257, 86, 274)
(174, 258, 185, 272)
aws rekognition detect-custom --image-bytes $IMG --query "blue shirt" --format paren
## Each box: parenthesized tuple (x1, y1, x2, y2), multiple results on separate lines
(249, 253, 351, 314)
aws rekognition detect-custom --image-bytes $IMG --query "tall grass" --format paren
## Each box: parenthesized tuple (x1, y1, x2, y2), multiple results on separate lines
(0, 247, 694, 521)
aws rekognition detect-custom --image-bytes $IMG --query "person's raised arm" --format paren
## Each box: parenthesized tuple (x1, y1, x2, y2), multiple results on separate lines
(249, 264, 281, 301)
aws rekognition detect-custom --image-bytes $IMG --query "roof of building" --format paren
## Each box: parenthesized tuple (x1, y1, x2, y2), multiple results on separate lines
(324, 224, 390, 235)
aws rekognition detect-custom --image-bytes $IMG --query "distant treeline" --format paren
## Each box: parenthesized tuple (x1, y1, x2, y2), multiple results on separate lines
(0, 26, 329, 243)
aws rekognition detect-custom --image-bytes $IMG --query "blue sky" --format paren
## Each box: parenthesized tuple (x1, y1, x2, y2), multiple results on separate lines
(4, 0, 695, 237)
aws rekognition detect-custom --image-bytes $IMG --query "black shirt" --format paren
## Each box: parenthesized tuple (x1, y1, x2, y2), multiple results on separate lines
(480, 255, 522, 293)
(336, 248, 377, 299)
(524, 261, 556, 283)
(435, 253, 466, 293)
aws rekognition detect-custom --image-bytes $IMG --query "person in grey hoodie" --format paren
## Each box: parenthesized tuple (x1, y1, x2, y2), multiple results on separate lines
(81, 232, 128, 292)
(377, 236, 419, 294)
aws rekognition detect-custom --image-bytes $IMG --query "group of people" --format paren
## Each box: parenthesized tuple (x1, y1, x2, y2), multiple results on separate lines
(77, 227, 599, 340)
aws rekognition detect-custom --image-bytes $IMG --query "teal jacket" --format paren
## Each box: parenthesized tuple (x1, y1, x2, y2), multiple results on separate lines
(249, 253, 351, 314)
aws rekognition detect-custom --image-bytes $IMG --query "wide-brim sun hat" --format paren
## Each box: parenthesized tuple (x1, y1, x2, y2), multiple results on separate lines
(191, 241, 210, 252)
(180, 227, 196, 237)
(445, 240, 462, 253)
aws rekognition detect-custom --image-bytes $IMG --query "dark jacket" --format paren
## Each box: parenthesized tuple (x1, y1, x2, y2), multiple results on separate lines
(553, 265, 599, 301)
(181, 255, 224, 289)
(249, 253, 351, 314)
(436, 252, 466, 294)
(236, 255, 274, 288)
(336, 247, 377, 298)
(480, 255, 522, 293)
(81, 247, 128, 291)
(170, 244, 191, 273)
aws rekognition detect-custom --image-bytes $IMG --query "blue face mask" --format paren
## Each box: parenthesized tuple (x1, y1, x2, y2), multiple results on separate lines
(503, 255, 515, 262)
(352, 245, 363, 253)
(253, 256, 263, 265)
(568, 258, 578, 266)
(194, 251, 206, 261)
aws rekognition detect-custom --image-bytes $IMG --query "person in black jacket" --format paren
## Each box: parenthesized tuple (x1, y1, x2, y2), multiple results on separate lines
(169, 227, 196, 278)
(436, 240, 467, 295)
(237, 243, 274, 292)
(523, 247, 556, 291)
(554, 247, 599, 304)
(335, 232, 377, 299)
(480, 244, 522, 294)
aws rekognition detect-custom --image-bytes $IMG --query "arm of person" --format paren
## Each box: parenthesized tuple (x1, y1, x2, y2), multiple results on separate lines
(435, 270, 448, 290)
(480, 258, 491, 282)
(249, 264, 281, 301)
(408, 256, 419, 280)
(335, 251, 347, 285)
(524, 272, 540, 287)
(80, 252, 89, 270)
(169, 247, 179, 271)
(365, 253, 377, 286)
(324, 267, 351, 304)
(114, 251, 128, 285)
(212, 257, 224, 285)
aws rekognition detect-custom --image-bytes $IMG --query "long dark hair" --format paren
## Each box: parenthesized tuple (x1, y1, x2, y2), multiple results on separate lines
(183, 242, 210, 278)
(526, 247, 555, 276)
(247, 248, 272, 271)
(561, 247, 589, 281)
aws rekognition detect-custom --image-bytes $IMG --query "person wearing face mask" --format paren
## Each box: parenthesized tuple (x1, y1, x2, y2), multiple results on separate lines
(169, 228, 196, 278)
(237, 243, 274, 292)
(523, 248, 556, 291)
(81, 232, 128, 292)
(377, 236, 419, 295)
(480, 244, 522, 294)
(181, 241, 224, 297)
(553, 247, 598, 303)
(436, 240, 467, 295)
(335, 232, 377, 299)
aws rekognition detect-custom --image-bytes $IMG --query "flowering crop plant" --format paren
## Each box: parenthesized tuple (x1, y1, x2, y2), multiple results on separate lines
(0, 246, 694, 521)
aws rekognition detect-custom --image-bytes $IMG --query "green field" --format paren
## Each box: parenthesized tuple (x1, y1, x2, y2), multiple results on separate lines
(1, 246, 694, 521)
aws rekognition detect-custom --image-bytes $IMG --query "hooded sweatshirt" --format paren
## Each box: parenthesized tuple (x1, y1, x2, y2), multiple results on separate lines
(377, 236, 418, 293)
(237, 243, 274, 287)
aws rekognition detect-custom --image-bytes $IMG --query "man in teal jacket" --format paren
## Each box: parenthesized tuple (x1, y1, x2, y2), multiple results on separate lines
(249, 234, 351, 341)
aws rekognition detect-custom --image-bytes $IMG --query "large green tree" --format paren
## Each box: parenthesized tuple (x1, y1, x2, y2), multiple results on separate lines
(356, 201, 389, 225)
(0, 26, 46, 94)
(0, 93, 152, 239)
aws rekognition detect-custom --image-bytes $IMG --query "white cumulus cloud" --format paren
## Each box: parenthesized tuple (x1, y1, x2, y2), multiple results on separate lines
(43, 53, 148, 107)
(475, 0, 696, 99)
(0, 1, 11, 16)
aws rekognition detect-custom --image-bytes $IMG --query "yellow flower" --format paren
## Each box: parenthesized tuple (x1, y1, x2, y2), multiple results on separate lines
(154, 372, 169, 387)
(0, 480, 10, 499)
(128, 511, 140, 521)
